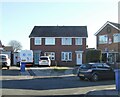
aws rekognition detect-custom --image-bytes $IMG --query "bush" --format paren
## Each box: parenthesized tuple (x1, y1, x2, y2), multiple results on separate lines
(86, 49, 102, 63)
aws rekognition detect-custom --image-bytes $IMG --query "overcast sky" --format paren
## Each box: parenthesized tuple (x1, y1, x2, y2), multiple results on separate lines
(0, 0, 119, 50)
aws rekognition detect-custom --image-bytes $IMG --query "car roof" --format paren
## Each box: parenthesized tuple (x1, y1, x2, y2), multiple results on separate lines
(40, 56, 49, 58)
(0, 54, 8, 57)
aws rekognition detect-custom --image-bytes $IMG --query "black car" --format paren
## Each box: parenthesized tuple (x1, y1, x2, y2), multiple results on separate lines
(77, 63, 115, 81)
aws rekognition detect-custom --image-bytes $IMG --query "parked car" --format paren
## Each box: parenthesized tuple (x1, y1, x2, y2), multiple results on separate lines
(0, 54, 11, 69)
(77, 63, 115, 81)
(39, 56, 51, 66)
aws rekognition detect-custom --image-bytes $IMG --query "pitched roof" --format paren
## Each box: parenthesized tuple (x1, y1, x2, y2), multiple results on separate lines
(29, 26, 88, 38)
(109, 21, 120, 28)
(94, 21, 120, 36)
(3, 46, 13, 51)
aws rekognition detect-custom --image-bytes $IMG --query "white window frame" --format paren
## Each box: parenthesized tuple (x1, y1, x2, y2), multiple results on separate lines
(34, 37, 41, 45)
(75, 38, 82, 45)
(61, 52, 72, 61)
(44, 52, 55, 60)
(45, 38, 55, 45)
(62, 38, 72, 45)
(113, 33, 120, 43)
(99, 35, 108, 44)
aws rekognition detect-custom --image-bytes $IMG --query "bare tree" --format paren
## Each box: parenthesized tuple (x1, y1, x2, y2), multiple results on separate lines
(8, 40, 22, 52)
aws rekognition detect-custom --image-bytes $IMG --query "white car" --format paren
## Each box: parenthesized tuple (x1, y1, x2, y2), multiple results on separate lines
(39, 56, 51, 66)
(0, 54, 11, 69)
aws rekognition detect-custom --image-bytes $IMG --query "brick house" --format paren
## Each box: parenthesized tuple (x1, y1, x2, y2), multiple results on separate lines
(95, 21, 120, 65)
(29, 26, 88, 66)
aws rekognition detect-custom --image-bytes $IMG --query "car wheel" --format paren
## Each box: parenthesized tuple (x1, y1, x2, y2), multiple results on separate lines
(7, 66, 9, 70)
(79, 77, 85, 80)
(91, 74, 99, 81)
(0, 66, 2, 69)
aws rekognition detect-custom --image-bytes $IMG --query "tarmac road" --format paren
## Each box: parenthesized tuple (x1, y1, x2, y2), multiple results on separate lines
(1, 66, 118, 96)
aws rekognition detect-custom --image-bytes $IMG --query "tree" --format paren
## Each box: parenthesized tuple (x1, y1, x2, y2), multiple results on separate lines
(8, 40, 22, 52)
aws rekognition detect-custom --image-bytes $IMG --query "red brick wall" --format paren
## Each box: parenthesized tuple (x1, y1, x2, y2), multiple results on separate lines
(30, 38, 87, 66)
(96, 24, 120, 52)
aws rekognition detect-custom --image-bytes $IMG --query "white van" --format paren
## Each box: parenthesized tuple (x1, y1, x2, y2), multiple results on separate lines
(20, 50, 33, 66)
(0, 54, 11, 69)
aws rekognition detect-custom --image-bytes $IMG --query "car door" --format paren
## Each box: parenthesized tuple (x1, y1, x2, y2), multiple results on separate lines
(96, 63, 106, 79)
(103, 64, 115, 79)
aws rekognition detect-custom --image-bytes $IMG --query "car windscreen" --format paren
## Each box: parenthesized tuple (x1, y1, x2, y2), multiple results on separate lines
(80, 64, 92, 69)
(0, 55, 7, 60)
(40, 57, 48, 60)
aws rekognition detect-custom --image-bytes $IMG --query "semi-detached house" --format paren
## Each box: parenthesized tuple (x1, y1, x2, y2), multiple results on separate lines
(29, 26, 88, 66)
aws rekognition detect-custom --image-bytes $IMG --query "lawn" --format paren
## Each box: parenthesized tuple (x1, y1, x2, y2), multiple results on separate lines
(51, 66, 70, 72)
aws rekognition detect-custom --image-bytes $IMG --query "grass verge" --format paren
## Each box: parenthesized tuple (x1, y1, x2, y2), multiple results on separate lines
(52, 66, 69, 72)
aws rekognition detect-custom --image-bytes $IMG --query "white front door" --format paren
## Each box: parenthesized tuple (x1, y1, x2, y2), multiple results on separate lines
(76, 53, 82, 65)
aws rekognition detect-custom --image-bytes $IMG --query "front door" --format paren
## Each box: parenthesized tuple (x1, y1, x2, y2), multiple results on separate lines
(33, 50, 41, 65)
(76, 53, 82, 65)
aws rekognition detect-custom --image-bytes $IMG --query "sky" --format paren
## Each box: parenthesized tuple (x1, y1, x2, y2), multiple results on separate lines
(0, 0, 119, 50)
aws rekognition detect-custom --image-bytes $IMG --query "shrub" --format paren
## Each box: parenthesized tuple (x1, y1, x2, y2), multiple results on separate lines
(86, 49, 102, 63)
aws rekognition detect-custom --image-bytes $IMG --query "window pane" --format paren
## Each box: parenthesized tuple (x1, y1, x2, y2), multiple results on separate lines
(69, 52, 72, 60)
(61, 52, 64, 60)
(113, 34, 120, 43)
(34, 37, 41, 45)
(45, 38, 55, 45)
(62, 38, 72, 45)
(44, 52, 55, 60)
(61, 52, 72, 61)
(75, 38, 82, 45)
(99, 35, 108, 44)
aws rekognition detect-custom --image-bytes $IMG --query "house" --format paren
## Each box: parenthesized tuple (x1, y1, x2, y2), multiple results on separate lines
(95, 21, 120, 65)
(0, 40, 3, 53)
(29, 26, 88, 66)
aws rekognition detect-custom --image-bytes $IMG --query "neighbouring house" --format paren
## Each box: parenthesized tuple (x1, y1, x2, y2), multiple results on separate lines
(0, 40, 3, 53)
(95, 21, 120, 65)
(29, 26, 88, 66)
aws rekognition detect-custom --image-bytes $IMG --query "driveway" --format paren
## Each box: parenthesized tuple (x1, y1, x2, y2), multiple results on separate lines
(1, 66, 76, 78)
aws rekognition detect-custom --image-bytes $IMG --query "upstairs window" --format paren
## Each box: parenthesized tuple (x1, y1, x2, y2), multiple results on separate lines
(113, 33, 120, 43)
(99, 35, 108, 44)
(62, 38, 72, 45)
(75, 38, 82, 45)
(34, 37, 41, 45)
(45, 38, 55, 45)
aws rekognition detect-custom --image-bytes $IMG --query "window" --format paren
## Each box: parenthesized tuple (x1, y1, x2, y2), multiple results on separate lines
(61, 52, 72, 61)
(99, 35, 108, 44)
(62, 38, 72, 45)
(44, 52, 55, 60)
(113, 34, 120, 43)
(34, 37, 41, 45)
(96, 63, 103, 68)
(45, 38, 55, 45)
(75, 38, 82, 45)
